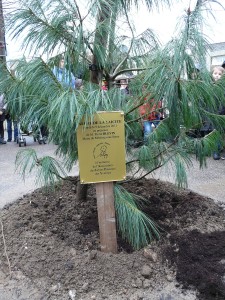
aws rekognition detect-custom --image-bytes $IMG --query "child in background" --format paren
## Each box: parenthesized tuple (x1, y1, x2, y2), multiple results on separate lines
(212, 66, 224, 83)
(211, 66, 225, 160)
(120, 79, 129, 95)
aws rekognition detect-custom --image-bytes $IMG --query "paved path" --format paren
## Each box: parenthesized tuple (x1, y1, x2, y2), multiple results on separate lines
(149, 157, 225, 203)
(0, 134, 78, 209)
(1, 131, 225, 208)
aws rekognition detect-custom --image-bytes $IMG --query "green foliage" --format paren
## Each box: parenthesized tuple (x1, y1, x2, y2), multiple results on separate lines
(2, 0, 225, 249)
(16, 148, 67, 186)
(15, 148, 38, 181)
(114, 184, 160, 249)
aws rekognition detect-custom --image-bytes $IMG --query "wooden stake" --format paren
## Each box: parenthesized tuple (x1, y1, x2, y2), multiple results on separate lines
(95, 182, 118, 253)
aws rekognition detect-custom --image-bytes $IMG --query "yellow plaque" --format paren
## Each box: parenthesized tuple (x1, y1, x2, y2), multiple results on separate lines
(77, 111, 126, 184)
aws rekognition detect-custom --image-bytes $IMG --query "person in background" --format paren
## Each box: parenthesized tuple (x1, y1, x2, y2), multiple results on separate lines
(222, 61, 225, 70)
(6, 112, 18, 142)
(212, 66, 225, 82)
(51, 57, 77, 145)
(75, 79, 83, 90)
(52, 58, 76, 89)
(120, 79, 129, 95)
(101, 79, 108, 91)
(211, 66, 225, 160)
(139, 92, 163, 143)
(0, 94, 7, 144)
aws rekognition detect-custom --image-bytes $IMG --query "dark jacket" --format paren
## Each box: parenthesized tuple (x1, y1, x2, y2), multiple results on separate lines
(0, 94, 6, 122)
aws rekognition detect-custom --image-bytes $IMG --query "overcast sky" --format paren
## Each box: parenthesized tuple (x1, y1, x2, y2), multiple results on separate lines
(133, 0, 225, 44)
(5, 0, 225, 60)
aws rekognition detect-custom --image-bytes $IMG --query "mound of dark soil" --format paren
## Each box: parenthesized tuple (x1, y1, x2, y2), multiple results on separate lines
(0, 177, 225, 300)
(166, 230, 225, 300)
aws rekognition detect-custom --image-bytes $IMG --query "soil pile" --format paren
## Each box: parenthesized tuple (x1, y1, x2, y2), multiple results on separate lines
(0, 177, 225, 300)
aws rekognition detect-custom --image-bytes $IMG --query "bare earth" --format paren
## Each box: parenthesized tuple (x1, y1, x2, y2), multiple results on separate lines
(1, 177, 225, 300)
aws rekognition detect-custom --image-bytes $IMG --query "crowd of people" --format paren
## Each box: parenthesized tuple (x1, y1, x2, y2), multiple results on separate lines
(0, 57, 81, 145)
(1, 59, 225, 163)
(104, 62, 225, 158)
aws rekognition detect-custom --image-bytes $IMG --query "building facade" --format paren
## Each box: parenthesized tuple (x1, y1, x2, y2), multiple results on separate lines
(206, 42, 225, 70)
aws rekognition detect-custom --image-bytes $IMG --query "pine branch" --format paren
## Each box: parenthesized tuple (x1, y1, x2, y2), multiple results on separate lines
(125, 135, 179, 182)
(126, 107, 164, 124)
(111, 67, 146, 81)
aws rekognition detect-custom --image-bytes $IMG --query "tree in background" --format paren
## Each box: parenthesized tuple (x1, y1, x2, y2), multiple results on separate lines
(0, 0, 6, 62)
(1, 0, 225, 250)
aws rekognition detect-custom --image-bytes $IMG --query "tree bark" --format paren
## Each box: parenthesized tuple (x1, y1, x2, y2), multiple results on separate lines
(0, 0, 6, 63)
(90, 3, 111, 85)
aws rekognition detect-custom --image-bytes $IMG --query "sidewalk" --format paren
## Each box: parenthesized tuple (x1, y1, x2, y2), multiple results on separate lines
(149, 157, 225, 203)
(0, 134, 78, 209)
(0, 133, 225, 209)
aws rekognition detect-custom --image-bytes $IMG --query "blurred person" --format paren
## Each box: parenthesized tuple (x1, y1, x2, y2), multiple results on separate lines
(75, 79, 83, 90)
(0, 94, 7, 144)
(222, 61, 225, 70)
(52, 58, 76, 89)
(139, 89, 163, 143)
(101, 79, 108, 91)
(212, 66, 224, 82)
(120, 78, 129, 95)
(6, 111, 18, 142)
(210, 66, 225, 160)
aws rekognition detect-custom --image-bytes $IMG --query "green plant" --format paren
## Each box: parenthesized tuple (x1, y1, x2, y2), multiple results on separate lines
(1, 0, 225, 249)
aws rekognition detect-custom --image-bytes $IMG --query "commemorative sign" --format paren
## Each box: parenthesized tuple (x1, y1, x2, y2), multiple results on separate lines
(77, 111, 126, 184)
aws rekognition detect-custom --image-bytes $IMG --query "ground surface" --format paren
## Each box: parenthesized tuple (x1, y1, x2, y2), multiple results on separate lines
(1, 177, 225, 300)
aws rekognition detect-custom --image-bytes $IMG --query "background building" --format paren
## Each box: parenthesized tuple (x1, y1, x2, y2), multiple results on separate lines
(206, 42, 225, 70)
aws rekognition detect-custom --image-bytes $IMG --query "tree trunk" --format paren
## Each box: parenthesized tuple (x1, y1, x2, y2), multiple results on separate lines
(90, 3, 111, 85)
(0, 0, 6, 63)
